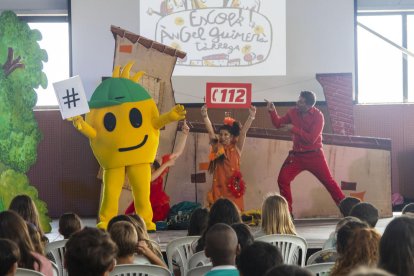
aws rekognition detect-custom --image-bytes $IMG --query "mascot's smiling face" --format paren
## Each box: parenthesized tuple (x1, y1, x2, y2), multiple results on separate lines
(86, 77, 160, 169)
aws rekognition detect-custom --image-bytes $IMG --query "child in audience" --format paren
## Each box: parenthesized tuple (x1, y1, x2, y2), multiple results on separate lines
(264, 264, 312, 276)
(26, 222, 45, 255)
(9, 195, 48, 244)
(65, 227, 117, 276)
(188, 208, 209, 236)
(379, 216, 414, 276)
(323, 216, 361, 250)
(204, 223, 240, 276)
(134, 223, 166, 267)
(330, 220, 381, 276)
(109, 221, 138, 265)
(195, 198, 241, 252)
(401, 202, 414, 216)
(338, 196, 361, 217)
(255, 194, 296, 238)
(238, 241, 283, 276)
(107, 214, 164, 262)
(59, 212, 82, 239)
(231, 223, 254, 267)
(0, 239, 20, 276)
(0, 211, 53, 276)
(349, 202, 379, 228)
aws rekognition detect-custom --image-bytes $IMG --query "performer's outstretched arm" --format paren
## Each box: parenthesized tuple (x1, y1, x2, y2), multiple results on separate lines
(266, 100, 291, 128)
(237, 105, 256, 152)
(173, 120, 190, 157)
(201, 105, 217, 140)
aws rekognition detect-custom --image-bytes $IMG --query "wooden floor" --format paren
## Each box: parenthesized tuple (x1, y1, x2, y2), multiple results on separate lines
(46, 213, 399, 250)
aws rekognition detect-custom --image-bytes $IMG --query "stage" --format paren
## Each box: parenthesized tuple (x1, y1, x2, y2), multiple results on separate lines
(45, 213, 399, 250)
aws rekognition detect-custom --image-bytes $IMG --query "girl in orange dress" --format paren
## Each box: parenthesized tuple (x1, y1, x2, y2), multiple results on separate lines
(201, 105, 256, 211)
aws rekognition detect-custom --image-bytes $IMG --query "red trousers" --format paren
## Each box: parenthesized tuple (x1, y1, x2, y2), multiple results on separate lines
(278, 149, 345, 212)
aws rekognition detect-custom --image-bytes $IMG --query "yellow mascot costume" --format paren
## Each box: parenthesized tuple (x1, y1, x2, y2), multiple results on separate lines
(70, 62, 186, 231)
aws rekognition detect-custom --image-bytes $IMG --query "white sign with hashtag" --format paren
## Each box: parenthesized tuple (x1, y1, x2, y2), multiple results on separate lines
(53, 76, 90, 119)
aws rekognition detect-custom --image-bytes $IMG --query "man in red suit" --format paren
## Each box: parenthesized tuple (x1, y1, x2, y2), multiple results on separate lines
(267, 91, 345, 213)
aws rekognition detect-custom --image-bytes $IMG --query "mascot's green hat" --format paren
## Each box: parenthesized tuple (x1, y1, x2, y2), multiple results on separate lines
(88, 78, 151, 109)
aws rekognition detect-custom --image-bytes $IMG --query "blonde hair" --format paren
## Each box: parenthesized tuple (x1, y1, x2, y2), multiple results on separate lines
(135, 225, 163, 259)
(261, 194, 296, 235)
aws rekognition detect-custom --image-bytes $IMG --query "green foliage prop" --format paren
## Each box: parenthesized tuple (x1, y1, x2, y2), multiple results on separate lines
(0, 11, 51, 232)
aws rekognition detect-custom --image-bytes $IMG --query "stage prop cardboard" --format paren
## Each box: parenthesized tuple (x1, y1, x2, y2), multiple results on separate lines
(167, 122, 392, 218)
(0, 11, 51, 232)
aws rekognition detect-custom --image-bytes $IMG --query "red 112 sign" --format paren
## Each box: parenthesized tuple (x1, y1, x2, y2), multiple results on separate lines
(206, 83, 252, 109)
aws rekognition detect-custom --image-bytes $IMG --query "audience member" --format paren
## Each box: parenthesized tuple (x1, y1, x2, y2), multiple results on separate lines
(187, 208, 209, 236)
(255, 194, 296, 238)
(231, 223, 254, 266)
(0, 211, 53, 276)
(59, 212, 82, 239)
(64, 227, 117, 276)
(264, 264, 312, 276)
(109, 221, 138, 265)
(9, 195, 48, 243)
(238, 241, 283, 276)
(338, 197, 361, 217)
(204, 223, 240, 276)
(379, 216, 414, 276)
(330, 220, 380, 276)
(0, 239, 20, 276)
(349, 202, 379, 228)
(196, 199, 241, 252)
(134, 223, 166, 268)
(323, 216, 361, 249)
(401, 202, 414, 216)
(26, 222, 45, 255)
(348, 266, 393, 276)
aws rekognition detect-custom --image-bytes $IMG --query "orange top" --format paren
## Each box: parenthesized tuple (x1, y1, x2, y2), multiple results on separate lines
(207, 143, 244, 211)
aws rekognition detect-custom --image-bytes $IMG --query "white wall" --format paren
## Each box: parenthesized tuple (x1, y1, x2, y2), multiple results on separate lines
(70, 0, 355, 103)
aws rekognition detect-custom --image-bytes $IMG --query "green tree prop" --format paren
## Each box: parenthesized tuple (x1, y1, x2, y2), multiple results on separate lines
(0, 11, 51, 232)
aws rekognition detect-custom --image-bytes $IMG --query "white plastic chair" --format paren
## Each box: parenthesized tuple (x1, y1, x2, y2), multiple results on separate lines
(186, 265, 213, 276)
(307, 249, 338, 265)
(110, 264, 171, 276)
(15, 268, 45, 276)
(166, 236, 199, 276)
(45, 239, 68, 276)
(305, 262, 335, 276)
(256, 234, 308, 266)
(51, 261, 59, 276)
(188, 250, 211, 269)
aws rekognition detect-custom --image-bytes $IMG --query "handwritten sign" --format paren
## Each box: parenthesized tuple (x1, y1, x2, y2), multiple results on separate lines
(206, 82, 251, 108)
(139, 1, 286, 76)
(53, 76, 90, 119)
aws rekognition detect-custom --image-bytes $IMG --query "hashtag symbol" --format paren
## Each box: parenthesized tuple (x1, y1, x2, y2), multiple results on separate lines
(63, 88, 80, 109)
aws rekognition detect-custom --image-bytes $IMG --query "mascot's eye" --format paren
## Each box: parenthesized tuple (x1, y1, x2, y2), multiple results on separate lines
(103, 113, 116, 132)
(129, 108, 142, 128)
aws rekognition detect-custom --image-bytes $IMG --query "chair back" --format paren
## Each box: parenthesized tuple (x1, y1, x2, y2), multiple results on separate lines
(166, 236, 199, 276)
(187, 265, 213, 276)
(188, 251, 211, 269)
(15, 268, 45, 276)
(256, 234, 308, 266)
(305, 262, 335, 275)
(307, 249, 338, 265)
(51, 261, 59, 276)
(110, 264, 171, 276)
(45, 239, 68, 276)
